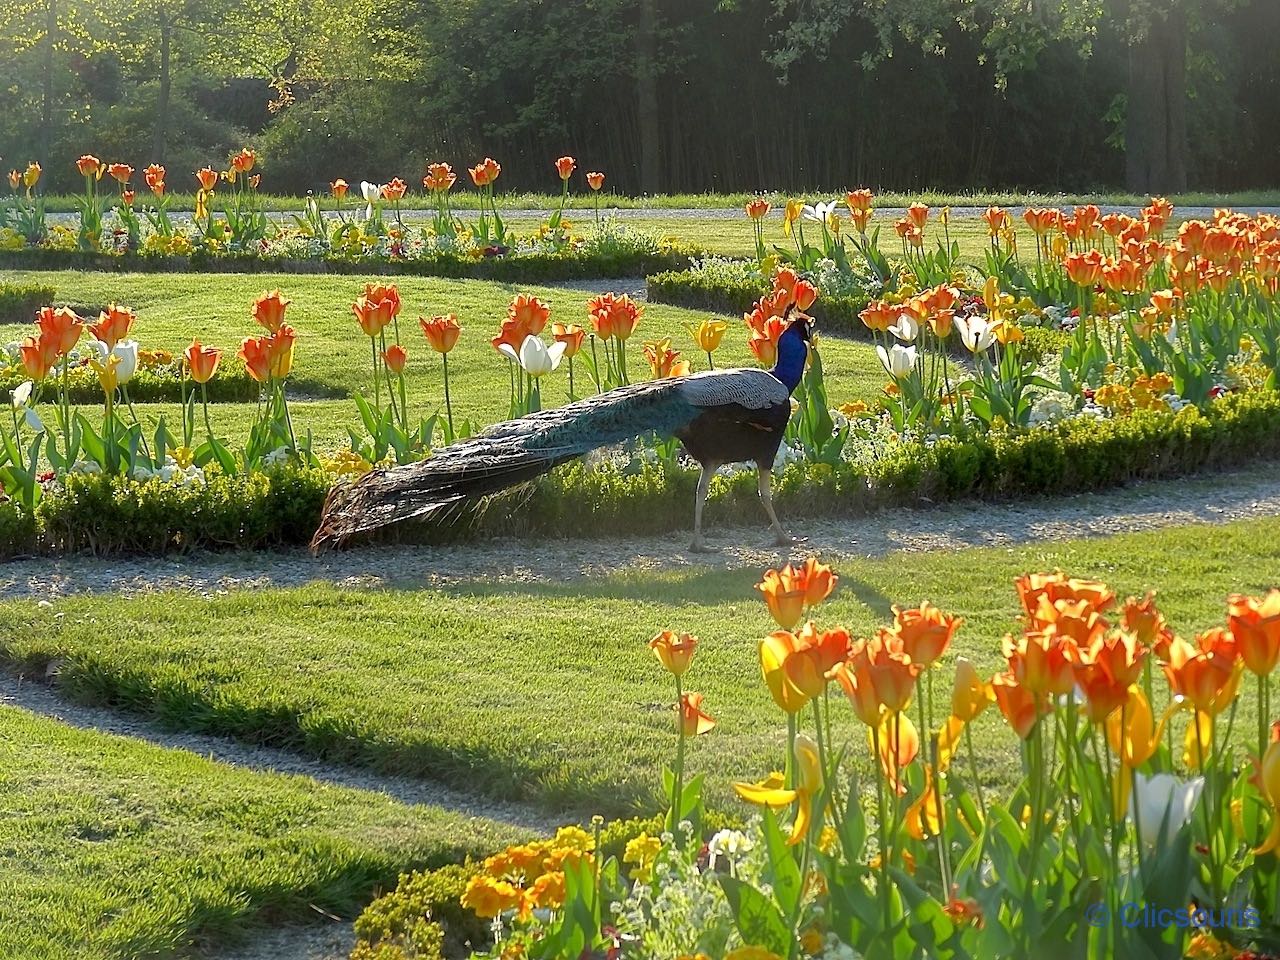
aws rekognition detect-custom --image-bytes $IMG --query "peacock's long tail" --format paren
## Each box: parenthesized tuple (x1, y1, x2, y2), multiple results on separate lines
(310, 379, 698, 551)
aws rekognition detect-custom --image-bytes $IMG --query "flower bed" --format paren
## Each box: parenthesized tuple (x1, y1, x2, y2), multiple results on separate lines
(2, 388, 1277, 558)
(3, 151, 697, 280)
(343, 564, 1280, 959)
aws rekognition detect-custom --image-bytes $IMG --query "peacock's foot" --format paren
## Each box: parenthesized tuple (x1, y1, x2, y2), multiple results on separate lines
(773, 532, 808, 548)
(689, 539, 720, 554)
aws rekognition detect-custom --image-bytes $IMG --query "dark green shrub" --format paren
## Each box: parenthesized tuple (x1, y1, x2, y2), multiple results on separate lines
(0, 246, 697, 283)
(35, 465, 330, 555)
(0, 280, 56, 325)
(0, 364, 303, 404)
(353, 863, 477, 960)
(0, 498, 37, 557)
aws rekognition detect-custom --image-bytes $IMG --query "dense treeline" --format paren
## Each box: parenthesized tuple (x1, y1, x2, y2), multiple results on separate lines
(1, 0, 1277, 196)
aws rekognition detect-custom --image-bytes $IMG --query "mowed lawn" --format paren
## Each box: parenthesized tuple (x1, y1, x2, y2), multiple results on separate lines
(0, 707, 523, 960)
(3, 269, 891, 449)
(2, 518, 1277, 820)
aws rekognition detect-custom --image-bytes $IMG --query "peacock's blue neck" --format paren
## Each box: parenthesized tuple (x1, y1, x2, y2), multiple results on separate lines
(771, 328, 808, 394)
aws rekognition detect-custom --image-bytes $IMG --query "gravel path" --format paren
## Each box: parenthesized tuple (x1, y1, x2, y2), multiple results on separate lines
(0, 671, 557, 836)
(3, 464, 1279, 598)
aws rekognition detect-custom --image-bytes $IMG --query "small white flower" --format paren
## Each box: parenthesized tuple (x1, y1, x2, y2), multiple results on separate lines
(954, 316, 997, 353)
(71, 460, 101, 475)
(263, 447, 291, 466)
(498, 335, 566, 378)
(876, 342, 917, 379)
(131, 466, 154, 481)
(888, 314, 919, 343)
(11, 380, 33, 408)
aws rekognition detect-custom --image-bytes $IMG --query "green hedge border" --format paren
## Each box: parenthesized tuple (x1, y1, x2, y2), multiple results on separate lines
(0, 247, 696, 282)
(0, 281, 57, 325)
(2, 388, 1277, 559)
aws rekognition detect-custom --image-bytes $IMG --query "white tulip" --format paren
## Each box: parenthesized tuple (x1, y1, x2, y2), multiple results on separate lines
(24, 407, 44, 433)
(889, 314, 919, 343)
(1129, 772, 1204, 850)
(112, 340, 139, 386)
(11, 380, 32, 408)
(955, 316, 997, 353)
(499, 335, 566, 378)
(803, 200, 838, 224)
(360, 181, 383, 219)
(876, 343, 917, 379)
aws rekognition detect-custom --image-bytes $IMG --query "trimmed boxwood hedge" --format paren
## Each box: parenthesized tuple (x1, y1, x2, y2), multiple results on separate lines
(0, 280, 56, 325)
(646, 267, 871, 337)
(2, 388, 1277, 558)
(0, 246, 696, 282)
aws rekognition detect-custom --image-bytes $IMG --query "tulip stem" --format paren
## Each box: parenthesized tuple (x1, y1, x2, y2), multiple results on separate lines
(963, 723, 986, 820)
(441, 353, 454, 439)
(670, 674, 686, 845)
(871, 723, 892, 933)
(812, 699, 842, 834)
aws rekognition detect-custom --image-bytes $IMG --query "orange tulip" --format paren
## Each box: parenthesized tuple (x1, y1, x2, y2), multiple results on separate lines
(745, 197, 770, 219)
(1015, 570, 1115, 619)
(792, 279, 818, 312)
(268, 324, 295, 379)
(991, 672, 1048, 739)
(6, 169, 18, 191)
(382, 178, 407, 201)
(950, 657, 995, 723)
(889, 601, 962, 669)
(846, 632, 920, 716)
(331, 179, 349, 199)
(183, 340, 222, 384)
(643, 337, 690, 378)
(469, 157, 501, 187)
(19, 334, 60, 381)
(76, 155, 104, 179)
(981, 206, 1010, 237)
(423, 163, 456, 193)
(1073, 630, 1147, 723)
(1163, 634, 1241, 716)
(845, 188, 874, 214)
(748, 331, 777, 366)
(88, 303, 136, 350)
(107, 162, 133, 184)
(122, 188, 135, 205)
(196, 167, 218, 192)
(238, 335, 273, 382)
(1122, 592, 1174, 658)
(585, 171, 604, 191)
(871, 711, 920, 795)
(1023, 208, 1059, 235)
(383, 344, 407, 374)
(252, 290, 292, 333)
(907, 202, 929, 230)
(859, 301, 898, 333)
(353, 295, 395, 338)
(757, 565, 806, 631)
(552, 322, 586, 358)
(231, 148, 256, 173)
(144, 164, 165, 190)
(1063, 250, 1105, 287)
(679, 692, 716, 736)
(1004, 629, 1077, 697)
(34, 306, 82, 356)
(508, 294, 550, 336)
(554, 156, 576, 180)
(420, 314, 462, 354)
(649, 630, 698, 677)
(1228, 591, 1280, 677)
(586, 293, 642, 342)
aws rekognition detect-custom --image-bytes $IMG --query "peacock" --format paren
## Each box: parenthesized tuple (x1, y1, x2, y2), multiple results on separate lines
(311, 314, 812, 553)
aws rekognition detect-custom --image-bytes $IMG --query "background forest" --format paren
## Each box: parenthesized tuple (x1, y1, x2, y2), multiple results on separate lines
(1, 0, 1278, 197)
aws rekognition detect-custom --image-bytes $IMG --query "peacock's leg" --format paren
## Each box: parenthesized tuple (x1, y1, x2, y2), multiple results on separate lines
(758, 464, 805, 547)
(689, 463, 719, 553)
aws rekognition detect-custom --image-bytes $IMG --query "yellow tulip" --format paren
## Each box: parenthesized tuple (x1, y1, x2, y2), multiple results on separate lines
(733, 734, 821, 844)
(691, 319, 729, 353)
(88, 353, 121, 395)
(782, 199, 803, 238)
(649, 630, 698, 677)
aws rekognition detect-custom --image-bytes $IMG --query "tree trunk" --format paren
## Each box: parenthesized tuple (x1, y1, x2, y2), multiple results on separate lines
(153, 11, 172, 163)
(1124, 4, 1188, 194)
(40, 0, 55, 169)
(635, 0, 661, 194)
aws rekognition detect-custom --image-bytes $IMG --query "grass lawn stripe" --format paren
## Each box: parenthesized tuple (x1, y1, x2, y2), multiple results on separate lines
(1, 517, 1276, 820)
(0, 704, 525, 960)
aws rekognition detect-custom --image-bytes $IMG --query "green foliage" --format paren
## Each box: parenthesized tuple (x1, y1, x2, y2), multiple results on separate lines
(0, 245, 696, 283)
(32, 464, 329, 554)
(353, 864, 477, 960)
(0, 279, 55, 325)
